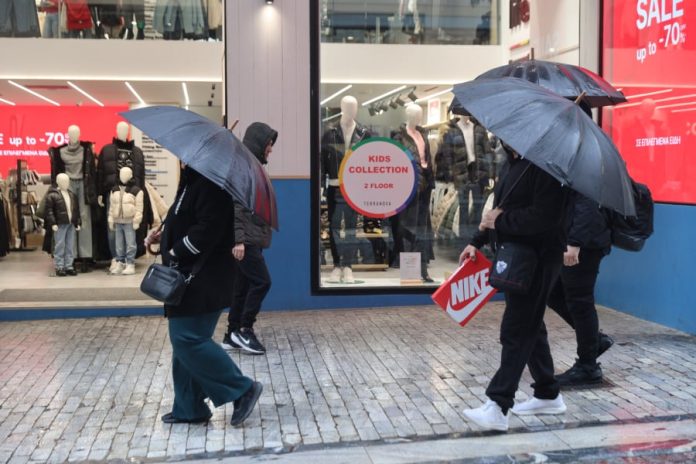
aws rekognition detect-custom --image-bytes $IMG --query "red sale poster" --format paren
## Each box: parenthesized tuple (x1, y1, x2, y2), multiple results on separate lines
(602, 0, 696, 204)
(0, 106, 128, 177)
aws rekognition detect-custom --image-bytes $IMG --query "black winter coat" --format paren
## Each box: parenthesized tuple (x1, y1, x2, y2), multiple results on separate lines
(565, 191, 611, 253)
(471, 155, 567, 260)
(97, 138, 146, 197)
(44, 187, 81, 228)
(48, 142, 98, 206)
(321, 122, 372, 185)
(160, 168, 236, 318)
(435, 118, 493, 187)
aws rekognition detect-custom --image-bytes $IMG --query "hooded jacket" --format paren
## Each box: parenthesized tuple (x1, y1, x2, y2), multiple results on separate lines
(97, 138, 146, 197)
(48, 142, 98, 206)
(564, 191, 611, 253)
(44, 187, 81, 228)
(234, 122, 278, 248)
(435, 118, 493, 187)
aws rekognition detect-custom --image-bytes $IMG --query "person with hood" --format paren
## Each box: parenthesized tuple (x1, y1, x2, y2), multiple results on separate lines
(222, 122, 278, 355)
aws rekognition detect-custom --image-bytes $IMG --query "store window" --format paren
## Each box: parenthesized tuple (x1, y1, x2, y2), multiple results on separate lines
(313, 1, 503, 291)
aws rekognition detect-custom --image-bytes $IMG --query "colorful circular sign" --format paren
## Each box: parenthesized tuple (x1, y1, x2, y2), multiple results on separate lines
(339, 137, 417, 218)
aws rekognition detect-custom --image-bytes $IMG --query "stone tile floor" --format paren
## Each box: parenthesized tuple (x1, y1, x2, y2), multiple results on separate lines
(1, 303, 696, 463)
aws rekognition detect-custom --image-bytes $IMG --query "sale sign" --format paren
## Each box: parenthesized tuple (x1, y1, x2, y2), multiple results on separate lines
(339, 137, 417, 218)
(431, 251, 497, 327)
(602, 0, 696, 204)
(0, 106, 128, 177)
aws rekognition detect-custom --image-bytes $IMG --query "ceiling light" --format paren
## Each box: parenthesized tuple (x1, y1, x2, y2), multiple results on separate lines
(368, 105, 377, 116)
(67, 81, 104, 106)
(625, 89, 672, 100)
(407, 90, 418, 102)
(125, 81, 146, 106)
(266, 0, 273, 4)
(389, 99, 398, 109)
(0, 97, 16, 106)
(415, 87, 453, 103)
(322, 112, 342, 123)
(672, 107, 696, 113)
(182, 82, 190, 106)
(379, 101, 390, 112)
(8, 80, 59, 106)
(362, 85, 407, 106)
(656, 100, 696, 110)
(320, 84, 353, 106)
(395, 95, 405, 106)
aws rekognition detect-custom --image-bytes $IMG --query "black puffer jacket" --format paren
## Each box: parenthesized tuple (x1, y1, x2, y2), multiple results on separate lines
(565, 191, 611, 254)
(321, 122, 372, 185)
(44, 187, 81, 228)
(435, 118, 493, 187)
(161, 168, 236, 318)
(48, 142, 98, 205)
(97, 138, 146, 196)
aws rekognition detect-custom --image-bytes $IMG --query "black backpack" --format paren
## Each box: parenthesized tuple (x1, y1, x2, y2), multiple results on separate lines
(609, 180, 654, 251)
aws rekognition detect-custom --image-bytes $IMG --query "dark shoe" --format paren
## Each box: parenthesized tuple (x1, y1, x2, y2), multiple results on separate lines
(55, 268, 66, 277)
(222, 332, 241, 350)
(556, 361, 603, 387)
(230, 381, 263, 426)
(161, 412, 211, 424)
(230, 328, 266, 355)
(598, 332, 614, 357)
(66, 268, 77, 276)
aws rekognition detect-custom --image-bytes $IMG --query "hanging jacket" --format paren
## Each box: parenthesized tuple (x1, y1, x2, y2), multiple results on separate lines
(48, 141, 98, 206)
(97, 138, 146, 197)
(108, 182, 144, 226)
(43, 187, 81, 228)
(435, 118, 493, 187)
(321, 122, 372, 186)
(145, 182, 169, 229)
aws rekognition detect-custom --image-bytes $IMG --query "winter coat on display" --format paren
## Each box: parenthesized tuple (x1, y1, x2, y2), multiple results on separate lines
(108, 183, 144, 225)
(145, 182, 169, 228)
(321, 122, 372, 186)
(48, 142, 98, 206)
(97, 138, 146, 197)
(160, 168, 236, 318)
(565, 190, 611, 254)
(43, 187, 81, 228)
(435, 118, 493, 187)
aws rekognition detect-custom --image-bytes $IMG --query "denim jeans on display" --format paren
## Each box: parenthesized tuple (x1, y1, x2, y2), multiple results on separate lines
(42, 12, 59, 38)
(114, 222, 136, 264)
(54, 224, 76, 270)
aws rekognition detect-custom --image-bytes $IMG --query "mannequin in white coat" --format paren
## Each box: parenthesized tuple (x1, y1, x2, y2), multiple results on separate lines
(108, 167, 144, 275)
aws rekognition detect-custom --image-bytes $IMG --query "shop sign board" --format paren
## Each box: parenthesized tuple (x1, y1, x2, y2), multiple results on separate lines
(338, 137, 417, 218)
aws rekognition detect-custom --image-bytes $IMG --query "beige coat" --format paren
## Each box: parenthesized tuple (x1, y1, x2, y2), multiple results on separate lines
(108, 184, 144, 227)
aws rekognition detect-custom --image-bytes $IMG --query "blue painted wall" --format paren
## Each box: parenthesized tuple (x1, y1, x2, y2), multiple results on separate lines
(596, 203, 696, 335)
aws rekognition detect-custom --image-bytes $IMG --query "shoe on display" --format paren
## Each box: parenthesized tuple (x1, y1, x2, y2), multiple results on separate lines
(342, 267, 355, 284)
(122, 264, 136, 275)
(555, 361, 603, 387)
(230, 328, 266, 355)
(230, 381, 263, 426)
(108, 259, 120, 273)
(55, 268, 67, 277)
(512, 394, 567, 415)
(329, 267, 342, 282)
(222, 332, 241, 350)
(598, 331, 614, 357)
(65, 268, 77, 276)
(463, 399, 509, 432)
(110, 262, 125, 275)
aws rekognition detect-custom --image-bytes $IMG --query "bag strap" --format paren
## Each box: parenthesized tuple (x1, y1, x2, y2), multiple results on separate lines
(185, 245, 215, 284)
(497, 162, 532, 208)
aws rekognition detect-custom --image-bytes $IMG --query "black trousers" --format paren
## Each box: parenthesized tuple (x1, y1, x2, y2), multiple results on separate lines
(486, 254, 562, 413)
(547, 248, 605, 366)
(227, 245, 271, 330)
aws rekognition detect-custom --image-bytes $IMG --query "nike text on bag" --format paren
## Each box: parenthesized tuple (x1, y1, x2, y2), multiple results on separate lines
(610, 181, 654, 252)
(140, 263, 189, 305)
(488, 242, 538, 294)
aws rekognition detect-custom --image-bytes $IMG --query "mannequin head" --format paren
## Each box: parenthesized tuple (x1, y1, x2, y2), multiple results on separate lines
(56, 173, 70, 191)
(68, 125, 80, 145)
(340, 96, 358, 123)
(405, 104, 423, 129)
(116, 122, 129, 142)
(119, 167, 133, 185)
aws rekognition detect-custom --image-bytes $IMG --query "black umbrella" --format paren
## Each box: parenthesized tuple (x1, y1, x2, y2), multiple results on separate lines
(475, 59, 626, 108)
(451, 78, 635, 216)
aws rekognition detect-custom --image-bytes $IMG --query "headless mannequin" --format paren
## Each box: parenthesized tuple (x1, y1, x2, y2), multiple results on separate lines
(54, 174, 80, 233)
(49, 173, 80, 275)
(340, 96, 358, 154)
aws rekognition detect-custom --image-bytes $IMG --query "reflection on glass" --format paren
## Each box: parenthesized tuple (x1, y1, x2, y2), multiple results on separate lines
(321, 0, 498, 45)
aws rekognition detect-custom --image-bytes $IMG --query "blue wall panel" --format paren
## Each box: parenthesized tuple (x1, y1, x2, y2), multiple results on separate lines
(595, 203, 696, 335)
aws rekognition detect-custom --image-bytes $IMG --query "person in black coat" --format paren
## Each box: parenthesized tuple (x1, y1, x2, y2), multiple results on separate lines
(146, 166, 262, 426)
(547, 191, 614, 386)
(459, 145, 568, 432)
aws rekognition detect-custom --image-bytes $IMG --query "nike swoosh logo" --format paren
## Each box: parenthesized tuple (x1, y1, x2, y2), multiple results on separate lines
(239, 336, 250, 345)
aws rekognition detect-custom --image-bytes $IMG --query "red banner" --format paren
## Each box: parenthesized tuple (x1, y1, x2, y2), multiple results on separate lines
(432, 251, 497, 327)
(0, 106, 128, 177)
(602, 0, 696, 204)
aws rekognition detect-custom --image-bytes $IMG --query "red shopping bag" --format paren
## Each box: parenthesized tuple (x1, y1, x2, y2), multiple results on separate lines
(432, 250, 497, 327)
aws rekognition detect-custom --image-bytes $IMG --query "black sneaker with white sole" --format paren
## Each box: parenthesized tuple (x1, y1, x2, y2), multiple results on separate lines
(230, 328, 266, 355)
(222, 332, 241, 350)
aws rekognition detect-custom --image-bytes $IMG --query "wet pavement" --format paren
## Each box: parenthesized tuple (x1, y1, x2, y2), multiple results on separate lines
(1, 303, 696, 463)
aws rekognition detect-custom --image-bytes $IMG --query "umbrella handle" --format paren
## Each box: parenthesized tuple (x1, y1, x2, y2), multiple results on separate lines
(574, 91, 587, 105)
(229, 119, 239, 131)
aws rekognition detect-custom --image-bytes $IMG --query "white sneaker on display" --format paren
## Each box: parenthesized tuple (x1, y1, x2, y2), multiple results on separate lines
(511, 394, 567, 416)
(110, 262, 125, 275)
(109, 259, 119, 273)
(463, 400, 509, 432)
(122, 264, 136, 275)
(342, 267, 354, 284)
(329, 267, 342, 282)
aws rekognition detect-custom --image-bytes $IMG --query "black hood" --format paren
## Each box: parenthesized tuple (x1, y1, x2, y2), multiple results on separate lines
(242, 122, 278, 165)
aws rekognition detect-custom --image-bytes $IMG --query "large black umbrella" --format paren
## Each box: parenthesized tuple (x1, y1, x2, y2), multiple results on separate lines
(475, 59, 626, 108)
(451, 78, 635, 216)
(120, 106, 278, 230)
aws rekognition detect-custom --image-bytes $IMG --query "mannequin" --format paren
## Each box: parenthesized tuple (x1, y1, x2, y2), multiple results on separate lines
(320, 95, 372, 283)
(108, 167, 143, 275)
(47, 124, 97, 270)
(44, 173, 81, 276)
(98, 121, 147, 271)
(390, 104, 434, 282)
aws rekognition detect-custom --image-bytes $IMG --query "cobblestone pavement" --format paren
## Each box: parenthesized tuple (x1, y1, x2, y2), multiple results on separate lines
(1, 303, 696, 463)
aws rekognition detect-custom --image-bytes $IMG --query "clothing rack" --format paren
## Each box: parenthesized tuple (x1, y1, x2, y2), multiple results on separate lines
(10, 160, 37, 251)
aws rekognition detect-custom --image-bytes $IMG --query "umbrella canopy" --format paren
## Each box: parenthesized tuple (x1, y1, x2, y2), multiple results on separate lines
(120, 106, 278, 230)
(451, 78, 635, 216)
(476, 60, 626, 108)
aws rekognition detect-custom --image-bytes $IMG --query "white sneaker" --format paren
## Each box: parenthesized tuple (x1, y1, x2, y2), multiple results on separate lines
(110, 262, 125, 275)
(342, 267, 354, 284)
(463, 400, 509, 432)
(121, 264, 136, 275)
(512, 394, 567, 415)
(108, 259, 119, 273)
(329, 267, 342, 282)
